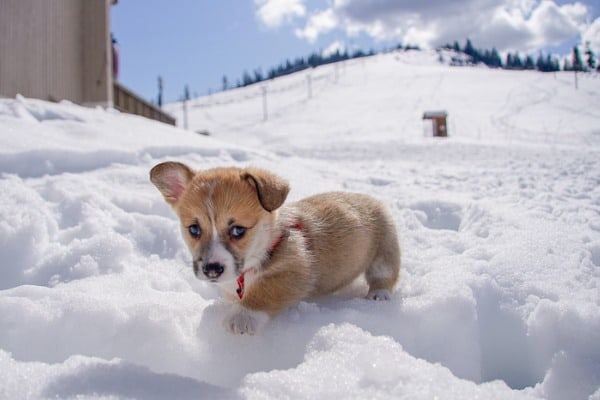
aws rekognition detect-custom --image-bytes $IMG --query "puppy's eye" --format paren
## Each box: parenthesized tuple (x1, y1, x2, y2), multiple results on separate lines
(229, 226, 246, 240)
(188, 224, 202, 239)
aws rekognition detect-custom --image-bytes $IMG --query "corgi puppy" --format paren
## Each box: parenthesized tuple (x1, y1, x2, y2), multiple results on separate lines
(150, 162, 400, 335)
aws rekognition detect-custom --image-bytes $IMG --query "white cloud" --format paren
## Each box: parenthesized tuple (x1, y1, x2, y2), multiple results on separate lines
(582, 17, 600, 55)
(476, 4, 536, 49)
(284, 0, 595, 54)
(560, 1, 589, 25)
(528, 1, 583, 46)
(402, 25, 439, 49)
(322, 40, 346, 58)
(505, 0, 538, 16)
(255, 0, 306, 28)
(295, 8, 338, 42)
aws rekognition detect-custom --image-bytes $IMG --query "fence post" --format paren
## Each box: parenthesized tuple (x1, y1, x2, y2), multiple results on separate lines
(183, 99, 188, 130)
(262, 86, 268, 121)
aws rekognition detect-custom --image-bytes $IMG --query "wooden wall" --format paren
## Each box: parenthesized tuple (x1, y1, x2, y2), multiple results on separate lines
(0, 0, 112, 105)
(114, 83, 176, 126)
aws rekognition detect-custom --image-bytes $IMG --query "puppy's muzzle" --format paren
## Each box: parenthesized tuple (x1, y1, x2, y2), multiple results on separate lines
(203, 262, 225, 280)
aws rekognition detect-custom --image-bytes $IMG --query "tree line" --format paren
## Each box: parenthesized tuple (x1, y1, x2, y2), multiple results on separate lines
(219, 39, 599, 93)
(223, 48, 376, 91)
(442, 39, 598, 73)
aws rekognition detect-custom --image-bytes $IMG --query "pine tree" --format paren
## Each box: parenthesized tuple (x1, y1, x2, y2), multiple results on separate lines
(585, 42, 596, 70)
(513, 52, 524, 69)
(534, 52, 560, 72)
(550, 55, 560, 72)
(254, 68, 264, 83)
(242, 70, 253, 86)
(506, 53, 514, 69)
(490, 48, 502, 68)
(464, 39, 481, 63)
(524, 55, 535, 70)
(222, 76, 228, 91)
(572, 46, 584, 71)
(307, 53, 321, 67)
(352, 49, 366, 58)
(536, 53, 547, 71)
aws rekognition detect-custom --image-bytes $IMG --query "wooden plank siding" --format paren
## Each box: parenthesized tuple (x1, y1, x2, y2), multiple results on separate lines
(1, 0, 175, 125)
(0, 0, 112, 106)
(82, 0, 112, 105)
(113, 82, 176, 126)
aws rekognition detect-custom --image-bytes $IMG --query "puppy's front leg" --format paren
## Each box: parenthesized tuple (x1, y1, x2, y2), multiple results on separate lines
(223, 304, 270, 335)
(224, 267, 313, 335)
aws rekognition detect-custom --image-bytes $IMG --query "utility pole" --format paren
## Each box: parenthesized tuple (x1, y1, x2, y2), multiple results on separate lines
(158, 75, 163, 108)
(183, 84, 190, 130)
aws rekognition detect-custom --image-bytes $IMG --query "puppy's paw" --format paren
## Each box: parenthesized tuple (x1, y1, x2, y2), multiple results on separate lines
(223, 305, 269, 335)
(366, 289, 392, 301)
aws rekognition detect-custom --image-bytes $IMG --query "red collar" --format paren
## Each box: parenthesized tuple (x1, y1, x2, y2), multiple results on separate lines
(236, 221, 303, 299)
(236, 273, 247, 299)
(266, 221, 303, 259)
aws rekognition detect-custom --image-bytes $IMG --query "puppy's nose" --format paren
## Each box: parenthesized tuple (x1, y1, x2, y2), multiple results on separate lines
(203, 262, 224, 279)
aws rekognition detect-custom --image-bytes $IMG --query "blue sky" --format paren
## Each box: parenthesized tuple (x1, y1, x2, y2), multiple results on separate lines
(111, 0, 599, 104)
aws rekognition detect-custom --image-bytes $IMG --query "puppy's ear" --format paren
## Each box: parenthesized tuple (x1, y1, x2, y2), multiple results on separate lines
(150, 162, 194, 206)
(242, 168, 290, 212)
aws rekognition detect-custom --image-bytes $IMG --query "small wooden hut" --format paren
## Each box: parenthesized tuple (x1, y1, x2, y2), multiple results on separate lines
(422, 111, 448, 137)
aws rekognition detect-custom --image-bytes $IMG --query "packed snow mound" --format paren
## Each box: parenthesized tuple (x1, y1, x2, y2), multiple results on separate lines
(1, 50, 600, 399)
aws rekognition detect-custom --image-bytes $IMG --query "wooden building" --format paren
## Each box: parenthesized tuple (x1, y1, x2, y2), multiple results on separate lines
(423, 110, 448, 137)
(0, 0, 175, 125)
(0, 0, 113, 106)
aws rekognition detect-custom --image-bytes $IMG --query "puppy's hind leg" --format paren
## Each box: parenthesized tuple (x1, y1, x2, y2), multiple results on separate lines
(365, 226, 401, 301)
(365, 261, 398, 301)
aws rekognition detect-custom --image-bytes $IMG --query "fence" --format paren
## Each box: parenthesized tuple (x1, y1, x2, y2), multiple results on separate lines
(113, 82, 176, 125)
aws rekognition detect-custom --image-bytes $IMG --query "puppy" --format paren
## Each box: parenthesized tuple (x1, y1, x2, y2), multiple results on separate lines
(150, 162, 400, 335)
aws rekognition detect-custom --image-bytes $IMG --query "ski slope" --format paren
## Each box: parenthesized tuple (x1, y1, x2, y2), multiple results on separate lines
(1, 50, 600, 399)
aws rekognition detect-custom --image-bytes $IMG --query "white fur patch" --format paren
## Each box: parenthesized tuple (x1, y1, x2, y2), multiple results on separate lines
(368, 258, 395, 281)
(203, 193, 237, 282)
(366, 289, 392, 301)
(243, 218, 274, 271)
(223, 304, 269, 335)
(206, 240, 236, 281)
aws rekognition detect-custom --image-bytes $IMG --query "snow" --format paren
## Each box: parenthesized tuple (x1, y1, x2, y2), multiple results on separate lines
(1, 49, 600, 399)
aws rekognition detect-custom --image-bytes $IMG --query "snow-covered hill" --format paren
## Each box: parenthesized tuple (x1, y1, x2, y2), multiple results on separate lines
(1, 50, 599, 399)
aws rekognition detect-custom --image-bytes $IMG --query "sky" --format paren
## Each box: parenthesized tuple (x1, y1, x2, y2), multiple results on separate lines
(111, 0, 600, 104)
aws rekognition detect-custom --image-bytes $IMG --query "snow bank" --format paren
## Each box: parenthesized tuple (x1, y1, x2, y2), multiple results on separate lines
(242, 323, 537, 400)
(1, 50, 600, 399)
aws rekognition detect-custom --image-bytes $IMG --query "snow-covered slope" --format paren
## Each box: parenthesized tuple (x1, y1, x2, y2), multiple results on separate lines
(1, 50, 599, 400)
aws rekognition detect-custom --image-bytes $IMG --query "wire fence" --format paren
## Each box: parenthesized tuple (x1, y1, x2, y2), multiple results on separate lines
(175, 59, 362, 125)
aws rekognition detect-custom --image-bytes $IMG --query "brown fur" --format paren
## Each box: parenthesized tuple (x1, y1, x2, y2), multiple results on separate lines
(150, 162, 401, 334)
